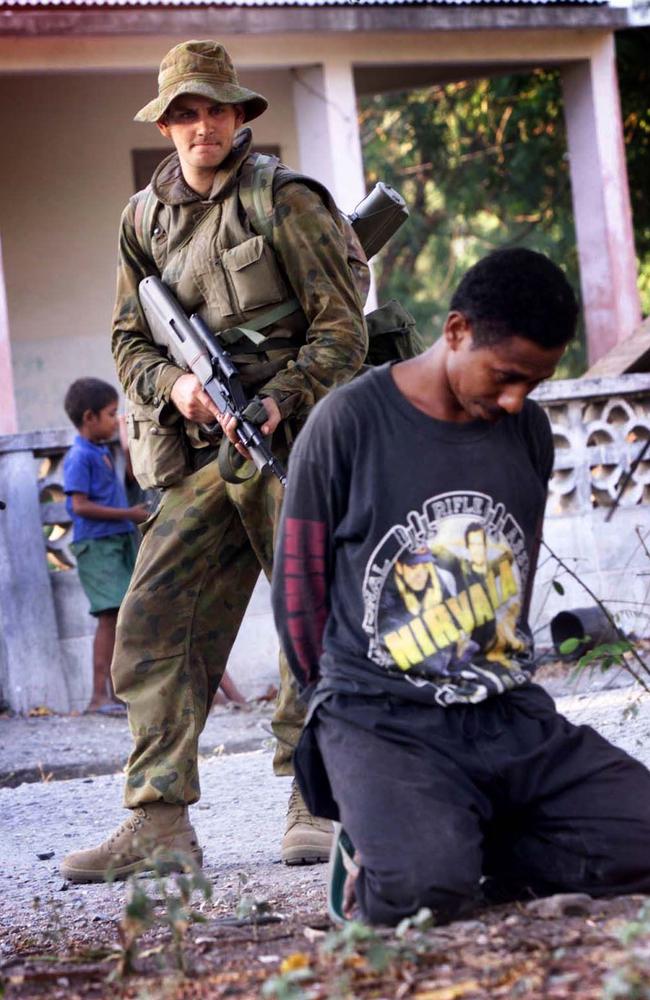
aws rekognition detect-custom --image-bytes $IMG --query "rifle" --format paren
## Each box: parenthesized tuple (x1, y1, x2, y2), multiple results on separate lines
(138, 182, 409, 486)
(139, 276, 288, 485)
(348, 181, 408, 260)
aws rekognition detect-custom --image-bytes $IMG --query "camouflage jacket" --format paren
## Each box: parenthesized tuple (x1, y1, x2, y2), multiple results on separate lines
(111, 129, 368, 433)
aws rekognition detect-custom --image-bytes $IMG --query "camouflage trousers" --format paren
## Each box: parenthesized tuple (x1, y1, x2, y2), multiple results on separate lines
(111, 456, 304, 808)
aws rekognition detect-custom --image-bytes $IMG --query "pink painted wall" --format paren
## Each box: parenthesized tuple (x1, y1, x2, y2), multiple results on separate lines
(0, 237, 18, 435)
(561, 37, 641, 364)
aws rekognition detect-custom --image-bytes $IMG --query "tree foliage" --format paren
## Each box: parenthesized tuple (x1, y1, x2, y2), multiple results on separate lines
(360, 35, 649, 378)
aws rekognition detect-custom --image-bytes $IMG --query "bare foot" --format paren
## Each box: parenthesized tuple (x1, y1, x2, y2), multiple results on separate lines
(343, 850, 361, 919)
(210, 670, 249, 709)
(86, 697, 113, 713)
(220, 670, 247, 705)
(86, 698, 126, 715)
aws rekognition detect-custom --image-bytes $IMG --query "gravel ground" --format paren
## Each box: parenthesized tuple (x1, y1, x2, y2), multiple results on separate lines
(0, 747, 328, 948)
(0, 702, 275, 788)
(2, 677, 650, 948)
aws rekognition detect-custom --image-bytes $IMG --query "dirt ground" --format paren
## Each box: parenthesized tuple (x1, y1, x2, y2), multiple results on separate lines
(3, 666, 650, 999)
(3, 885, 650, 999)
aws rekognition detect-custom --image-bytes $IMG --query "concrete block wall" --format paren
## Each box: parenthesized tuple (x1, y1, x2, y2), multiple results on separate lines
(0, 429, 278, 713)
(530, 373, 650, 647)
(51, 570, 94, 714)
(52, 564, 278, 714)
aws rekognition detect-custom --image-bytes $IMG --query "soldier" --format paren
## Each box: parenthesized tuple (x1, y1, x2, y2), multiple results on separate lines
(61, 39, 368, 882)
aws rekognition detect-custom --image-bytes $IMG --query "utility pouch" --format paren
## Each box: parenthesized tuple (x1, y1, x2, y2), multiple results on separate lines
(125, 398, 189, 490)
(365, 299, 424, 365)
(221, 235, 286, 315)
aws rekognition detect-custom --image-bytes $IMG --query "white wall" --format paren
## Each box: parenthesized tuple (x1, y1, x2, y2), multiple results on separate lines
(0, 68, 297, 430)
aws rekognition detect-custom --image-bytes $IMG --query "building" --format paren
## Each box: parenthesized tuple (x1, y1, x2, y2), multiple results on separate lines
(0, 0, 648, 432)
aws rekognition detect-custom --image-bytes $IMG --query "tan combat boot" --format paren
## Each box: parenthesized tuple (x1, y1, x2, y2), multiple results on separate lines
(60, 803, 203, 883)
(282, 780, 333, 866)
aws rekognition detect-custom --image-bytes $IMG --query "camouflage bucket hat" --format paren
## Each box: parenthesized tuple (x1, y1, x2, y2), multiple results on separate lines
(134, 40, 268, 124)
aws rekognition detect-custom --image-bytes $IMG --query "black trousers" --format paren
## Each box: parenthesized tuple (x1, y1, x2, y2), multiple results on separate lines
(309, 683, 650, 926)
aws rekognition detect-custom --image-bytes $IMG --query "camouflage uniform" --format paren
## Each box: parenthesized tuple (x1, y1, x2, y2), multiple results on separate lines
(111, 129, 367, 808)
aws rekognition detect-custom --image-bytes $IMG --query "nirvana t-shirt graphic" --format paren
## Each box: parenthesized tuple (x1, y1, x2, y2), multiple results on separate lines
(362, 491, 534, 705)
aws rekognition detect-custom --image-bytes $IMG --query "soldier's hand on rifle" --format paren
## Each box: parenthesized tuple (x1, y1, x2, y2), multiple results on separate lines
(170, 373, 221, 424)
(217, 397, 282, 460)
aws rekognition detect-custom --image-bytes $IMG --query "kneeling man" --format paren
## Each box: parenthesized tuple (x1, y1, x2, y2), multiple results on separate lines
(271, 247, 650, 925)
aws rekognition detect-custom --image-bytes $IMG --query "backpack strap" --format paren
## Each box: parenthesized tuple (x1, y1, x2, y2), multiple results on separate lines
(133, 185, 161, 265)
(239, 153, 279, 243)
(239, 153, 302, 330)
(243, 155, 370, 307)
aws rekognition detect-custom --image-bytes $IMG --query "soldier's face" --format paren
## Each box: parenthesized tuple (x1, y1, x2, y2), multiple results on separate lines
(157, 95, 245, 175)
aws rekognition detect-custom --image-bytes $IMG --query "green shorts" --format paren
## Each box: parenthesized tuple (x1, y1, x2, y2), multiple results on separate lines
(71, 533, 138, 616)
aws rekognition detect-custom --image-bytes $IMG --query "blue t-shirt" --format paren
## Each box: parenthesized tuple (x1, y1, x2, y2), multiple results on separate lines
(63, 436, 133, 542)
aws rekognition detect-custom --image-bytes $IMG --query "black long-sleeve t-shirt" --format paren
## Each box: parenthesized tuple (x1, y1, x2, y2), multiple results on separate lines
(271, 363, 553, 709)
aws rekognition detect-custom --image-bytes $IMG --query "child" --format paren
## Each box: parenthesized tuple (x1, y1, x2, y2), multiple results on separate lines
(63, 378, 148, 713)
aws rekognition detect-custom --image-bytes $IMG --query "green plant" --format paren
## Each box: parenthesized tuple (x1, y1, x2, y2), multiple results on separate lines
(322, 920, 397, 974)
(116, 876, 156, 976)
(395, 906, 435, 938)
(261, 967, 313, 1000)
(602, 901, 650, 999)
(113, 849, 212, 977)
(235, 870, 274, 927)
(546, 542, 650, 693)
(32, 895, 67, 952)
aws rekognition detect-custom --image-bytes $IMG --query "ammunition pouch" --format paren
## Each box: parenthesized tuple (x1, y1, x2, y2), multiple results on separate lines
(125, 398, 189, 491)
(365, 300, 424, 366)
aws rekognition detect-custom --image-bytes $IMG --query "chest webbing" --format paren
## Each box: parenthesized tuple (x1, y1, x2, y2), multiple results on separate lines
(133, 157, 301, 346)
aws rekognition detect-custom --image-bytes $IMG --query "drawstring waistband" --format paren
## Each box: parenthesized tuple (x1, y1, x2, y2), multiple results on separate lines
(459, 696, 514, 740)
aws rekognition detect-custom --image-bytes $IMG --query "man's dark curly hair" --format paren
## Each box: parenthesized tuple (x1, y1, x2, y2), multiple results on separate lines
(64, 378, 118, 428)
(449, 247, 579, 349)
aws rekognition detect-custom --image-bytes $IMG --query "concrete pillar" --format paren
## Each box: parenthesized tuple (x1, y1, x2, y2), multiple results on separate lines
(291, 59, 378, 308)
(291, 59, 367, 213)
(0, 447, 70, 714)
(561, 37, 641, 365)
(0, 236, 18, 434)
